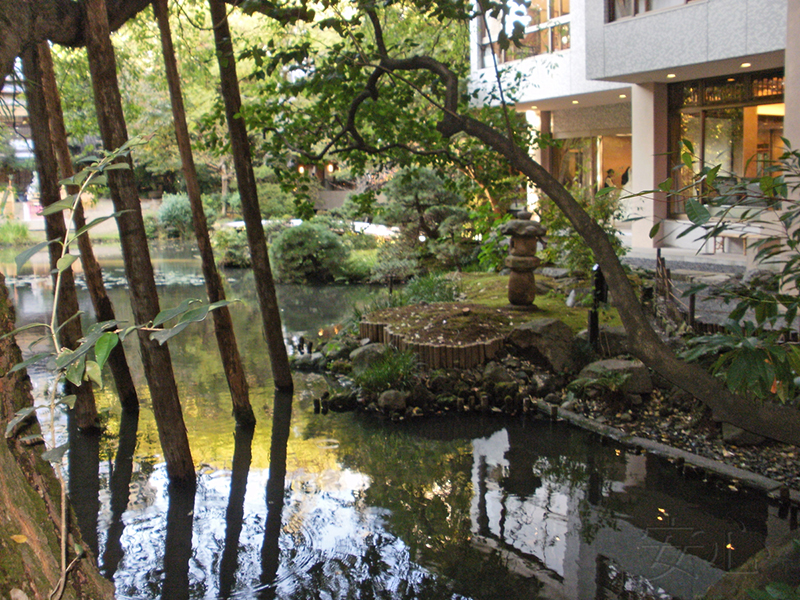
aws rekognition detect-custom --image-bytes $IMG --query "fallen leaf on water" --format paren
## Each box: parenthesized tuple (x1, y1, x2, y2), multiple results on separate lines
(11, 534, 27, 544)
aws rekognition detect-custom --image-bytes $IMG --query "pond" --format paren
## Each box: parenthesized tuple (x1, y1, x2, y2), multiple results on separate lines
(2, 245, 793, 600)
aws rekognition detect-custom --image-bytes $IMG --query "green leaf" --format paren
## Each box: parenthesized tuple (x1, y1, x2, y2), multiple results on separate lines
(0, 322, 49, 341)
(685, 199, 711, 225)
(150, 322, 192, 345)
(72, 213, 124, 239)
(8, 352, 53, 374)
(649, 222, 661, 239)
(85, 361, 103, 387)
(657, 178, 673, 193)
(118, 326, 138, 342)
(15, 240, 56, 271)
(65, 355, 86, 387)
(41, 443, 69, 463)
(682, 152, 694, 171)
(682, 139, 694, 154)
(152, 299, 200, 327)
(58, 395, 77, 409)
(56, 254, 78, 272)
(4, 406, 37, 439)
(94, 332, 118, 371)
(41, 197, 77, 216)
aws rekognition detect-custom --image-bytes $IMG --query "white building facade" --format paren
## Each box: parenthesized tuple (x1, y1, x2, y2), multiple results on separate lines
(471, 0, 799, 256)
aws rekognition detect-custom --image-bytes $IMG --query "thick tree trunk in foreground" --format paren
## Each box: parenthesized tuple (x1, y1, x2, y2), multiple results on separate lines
(21, 44, 99, 432)
(209, 0, 293, 392)
(0, 273, 114, 599)
(449, 114, 800, 445)
(38, 40, 140, 414)
(83, 0, 195, 484)
(154, 0, 255, 427)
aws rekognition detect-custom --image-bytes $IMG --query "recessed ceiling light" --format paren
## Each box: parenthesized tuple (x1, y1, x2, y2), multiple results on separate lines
(572, 100, 579, 104)
(727, 78, 735, 82)
(666, 73, 676, 79)
(531, 105, 538, 109)
(619, 94, 627, 98)
(741, 62, 751, 68)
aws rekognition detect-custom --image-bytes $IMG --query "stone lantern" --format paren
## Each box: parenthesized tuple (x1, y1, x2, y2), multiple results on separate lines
(498, 219, 546, 306)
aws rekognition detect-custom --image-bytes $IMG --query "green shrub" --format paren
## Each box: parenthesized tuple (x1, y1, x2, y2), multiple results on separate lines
(369, 240, 419, 285)
(212, 227, 251, 268)
(353, 347, 418, 395)
(340, 249, 378, 282)
(157, 193, 216, 239)
(270, 222, 349, 283)
(257, 182, 295, 218)
(403, 272, 464, 304)
(0, 220, 29, 246)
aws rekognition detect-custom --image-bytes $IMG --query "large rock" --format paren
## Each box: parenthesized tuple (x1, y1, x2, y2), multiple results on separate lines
(576, 325, 630, 357)
(578, 359, 653, 394)
(378, 390, 409, 412)
(322, 338, 359, 361)
(506, 318, 579, 373)
(483, 361, 514, 384)
(292, 352, 326, 371)
(350, 343, 388, 373)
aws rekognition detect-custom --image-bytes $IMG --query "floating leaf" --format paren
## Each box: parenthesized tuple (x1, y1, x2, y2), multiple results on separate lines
(10, 535, 27, 544)
(41, 443, 69, 463)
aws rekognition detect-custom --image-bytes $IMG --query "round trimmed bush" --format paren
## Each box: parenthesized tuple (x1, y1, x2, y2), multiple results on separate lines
(271, 222, 349, 283)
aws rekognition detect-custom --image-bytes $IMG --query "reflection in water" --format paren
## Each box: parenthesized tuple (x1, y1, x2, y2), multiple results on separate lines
(260, 390, 293, 598)
(102, 408, 139, 579)
(219, 425, 254, 599)
(162, 483, 195, 600)
(68, 412, 101, 558)
(6, 248, 794, 600)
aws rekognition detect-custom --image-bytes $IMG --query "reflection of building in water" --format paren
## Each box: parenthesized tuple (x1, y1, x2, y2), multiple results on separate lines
(470, 427, 793, 600)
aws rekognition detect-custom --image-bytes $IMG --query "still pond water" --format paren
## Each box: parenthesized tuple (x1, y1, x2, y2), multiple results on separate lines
(2, 245, 793, 600)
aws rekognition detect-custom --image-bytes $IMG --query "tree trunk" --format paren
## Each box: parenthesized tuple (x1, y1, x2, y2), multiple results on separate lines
(451, 114, 800, 446)
(209, 0, 293, 392)
(154, 0, 255, 427)
(21, 43, 99, 432)
(0, 272, 115, 600)
(83, 0, 195, 484)
(37, 40, 140, 414)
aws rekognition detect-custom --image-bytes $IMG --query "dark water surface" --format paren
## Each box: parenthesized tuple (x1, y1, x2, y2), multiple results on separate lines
(2, 245, 793, 600)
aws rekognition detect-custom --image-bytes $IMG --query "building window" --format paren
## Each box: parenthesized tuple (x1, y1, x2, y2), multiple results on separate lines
(608, 0, 692, 22)
(478, 0, 570, 67)
(667, 70, 785, 216)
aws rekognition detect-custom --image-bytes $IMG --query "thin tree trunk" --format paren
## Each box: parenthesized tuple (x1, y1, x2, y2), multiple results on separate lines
(209, 0, 293, 392)
(0, 272, 115, 599)
(21, 43, 99, 431)
(154, 0, 255, 427)
(37, 40, 140, 414)
(83, 0, 195, 484)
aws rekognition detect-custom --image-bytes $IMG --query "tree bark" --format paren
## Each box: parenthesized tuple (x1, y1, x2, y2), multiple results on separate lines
(1, 272, 115, 600)
(37, 40, 140, 414)
(154, 0, 255, 427)
(209, 0, 294, 392)
(83, 0, 195, 484)
(21, 43, 99, 432)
